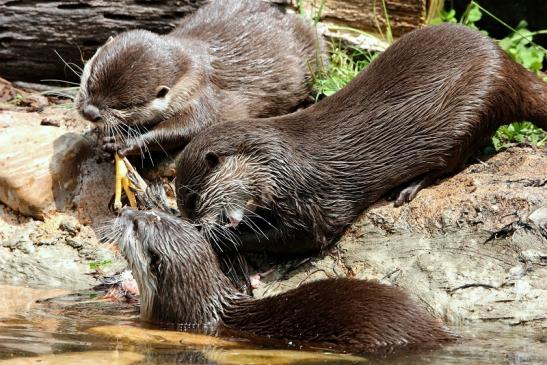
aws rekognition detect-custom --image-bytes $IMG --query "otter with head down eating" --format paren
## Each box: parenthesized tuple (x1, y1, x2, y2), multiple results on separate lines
(113, 207, 456, 354)
(175, 23, 547, 254)
(76, 0, 325, 156)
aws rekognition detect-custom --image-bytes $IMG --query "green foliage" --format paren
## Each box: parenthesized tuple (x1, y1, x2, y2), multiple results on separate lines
(89, 259, 112, 270)
(431, 1, 546, 150)
(498, 21, 545, 72)
(312, 45, 377, 101)
(492, 122, 546, 150)
(429, 9, 457, 25)
(460, 2, 483, 30)
(311, 1, 545, 150)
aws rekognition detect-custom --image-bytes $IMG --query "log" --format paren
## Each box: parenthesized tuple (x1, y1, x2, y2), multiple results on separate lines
(295, 0, 436, 37)
(0, 0, 205, 82)
(0, 0, 434, 82)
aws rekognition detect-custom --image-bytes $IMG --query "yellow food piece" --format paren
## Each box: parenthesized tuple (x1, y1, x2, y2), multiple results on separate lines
(113, 153, 126, 210)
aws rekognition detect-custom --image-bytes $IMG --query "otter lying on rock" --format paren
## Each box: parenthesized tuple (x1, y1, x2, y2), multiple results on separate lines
(112, 207, 457, 354)
(175, 23, 547, 254)
(76, 0, 325, 156)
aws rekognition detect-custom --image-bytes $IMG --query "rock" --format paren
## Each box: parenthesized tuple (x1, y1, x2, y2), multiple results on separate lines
(0, 77, 17, 102)
(59, 219, 80, 236)
(254, 147, 547, 328)
(0, 111, 92, 219)
(528, 206, 547, 232)
(0, 204, 126, 289)
(65, 238, 85, 250)
(40, 118, 61, 127)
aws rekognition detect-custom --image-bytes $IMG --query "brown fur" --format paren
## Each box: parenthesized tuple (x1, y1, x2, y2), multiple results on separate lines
(113, 207, 456, 354)
(176, 24, 547, 253)
(76, 0, 325, 156)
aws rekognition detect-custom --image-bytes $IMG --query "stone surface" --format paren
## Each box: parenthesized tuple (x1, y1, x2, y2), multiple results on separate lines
(0, 81, 126, 289)
(0, 108, 92, 219)
(254, 147, 547, 328)
(0, 205, 125, 289)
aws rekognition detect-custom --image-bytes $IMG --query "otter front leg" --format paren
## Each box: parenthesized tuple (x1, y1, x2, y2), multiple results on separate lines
(102, 116, 198, 156)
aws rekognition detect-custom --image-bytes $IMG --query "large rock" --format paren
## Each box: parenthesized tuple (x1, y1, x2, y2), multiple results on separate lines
(0, 111, 92, 219)
(254, 147, 547, 328)
(0, 81, 125, 289)
(0, 204, 125, 289)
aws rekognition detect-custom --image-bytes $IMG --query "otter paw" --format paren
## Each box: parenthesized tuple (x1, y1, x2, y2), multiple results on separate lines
(101, 136, 121, 153)
(393, 186, 420, 207)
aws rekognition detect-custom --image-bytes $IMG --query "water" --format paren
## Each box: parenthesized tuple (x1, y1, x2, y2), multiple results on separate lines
(0, 285, 545, 364)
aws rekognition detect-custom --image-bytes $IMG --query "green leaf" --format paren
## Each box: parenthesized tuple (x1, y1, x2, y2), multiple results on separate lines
(467, 5, 482, 23)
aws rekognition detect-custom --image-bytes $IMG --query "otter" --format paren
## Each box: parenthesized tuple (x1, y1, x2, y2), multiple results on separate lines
(112, 207, 456, 354)
(175, 23, 547, 254)
(76, 0, 325, 156)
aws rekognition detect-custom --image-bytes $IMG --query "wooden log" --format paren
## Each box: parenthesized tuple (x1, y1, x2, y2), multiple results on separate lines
(295, 0, 433, 37)
(0, 0, 205, 82)
(0, 0, 434, 82)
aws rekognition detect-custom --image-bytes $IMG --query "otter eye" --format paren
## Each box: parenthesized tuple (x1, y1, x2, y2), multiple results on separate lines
(185, 193, 197, 213)
(148, 249, 161, 273)
(205, 152, 220, 169)
(155, 85, 170, 98)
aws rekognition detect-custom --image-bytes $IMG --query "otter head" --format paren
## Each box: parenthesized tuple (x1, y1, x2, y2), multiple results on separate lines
(76, 29, 199, 131)
(114, 207, 232, 326)
(176, 122, 301, 246)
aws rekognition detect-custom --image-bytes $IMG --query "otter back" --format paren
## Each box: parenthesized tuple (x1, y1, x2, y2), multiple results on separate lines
(76, 0, 326, 157)
(175, 23, 547, 255)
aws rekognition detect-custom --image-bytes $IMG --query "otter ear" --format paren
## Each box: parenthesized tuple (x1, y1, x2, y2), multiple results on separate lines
(205, 151, 220, 169)
(155, 85, 170, 98)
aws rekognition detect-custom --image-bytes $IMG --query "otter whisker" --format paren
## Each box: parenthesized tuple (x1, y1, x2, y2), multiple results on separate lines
(41, 79, 81, 86)
(244, 208, 279, 232)
(210, 224, 240, 251)
(54, 50, 82, 78)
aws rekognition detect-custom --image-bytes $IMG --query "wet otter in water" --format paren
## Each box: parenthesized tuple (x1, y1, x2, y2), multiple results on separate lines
(175, 23, 547, 254)
(112, 207, 456, 354)
(76, 0, 325, 157)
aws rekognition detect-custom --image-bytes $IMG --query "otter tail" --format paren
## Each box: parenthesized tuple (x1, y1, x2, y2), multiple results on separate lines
(224, 278, 457, 353)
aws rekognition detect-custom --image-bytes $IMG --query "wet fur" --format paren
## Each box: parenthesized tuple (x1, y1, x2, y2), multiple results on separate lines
(113, 208, 456, 354)
(176, 24, 547, 252)
(76, 0, 325, 155)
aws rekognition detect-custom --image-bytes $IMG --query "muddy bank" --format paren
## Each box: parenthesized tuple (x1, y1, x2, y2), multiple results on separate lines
(0, 78, 545, 328)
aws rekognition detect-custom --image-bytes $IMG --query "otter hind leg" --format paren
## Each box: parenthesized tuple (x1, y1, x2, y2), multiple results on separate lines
(393, 172, 440, 207)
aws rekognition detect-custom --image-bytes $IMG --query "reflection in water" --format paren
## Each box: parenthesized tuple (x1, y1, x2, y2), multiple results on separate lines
(0, 286, 545, 364)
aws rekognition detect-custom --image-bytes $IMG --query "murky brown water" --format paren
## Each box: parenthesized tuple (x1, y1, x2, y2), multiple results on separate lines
(0, 285, 545, 364)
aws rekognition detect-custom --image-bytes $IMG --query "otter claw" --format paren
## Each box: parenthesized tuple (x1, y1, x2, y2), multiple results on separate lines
(102, 142, 119, 153)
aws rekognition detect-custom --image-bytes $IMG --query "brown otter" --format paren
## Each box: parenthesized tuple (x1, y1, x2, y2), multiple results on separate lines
(112, 207, 456, 354)
(76, 0, 325, 156)
(175, 23, 547, 254)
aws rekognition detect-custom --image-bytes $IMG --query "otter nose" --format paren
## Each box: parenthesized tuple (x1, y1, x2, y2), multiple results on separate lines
(82, 104, 102, 122)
